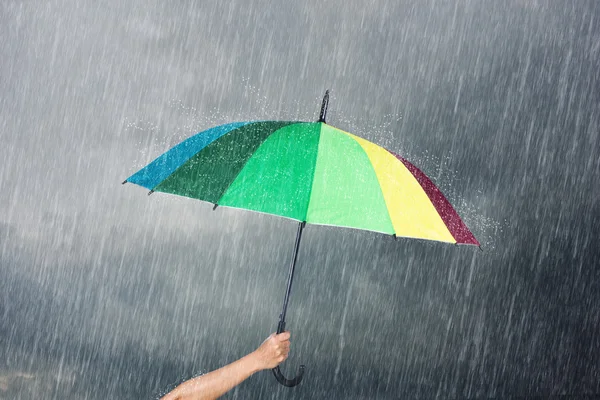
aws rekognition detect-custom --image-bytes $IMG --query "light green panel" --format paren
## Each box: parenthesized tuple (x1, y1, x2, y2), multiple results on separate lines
(306, 125, 394, 234)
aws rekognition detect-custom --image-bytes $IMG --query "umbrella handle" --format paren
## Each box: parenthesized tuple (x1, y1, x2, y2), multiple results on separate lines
(271, 319, 305, 387)
(272, 365, 305, 387)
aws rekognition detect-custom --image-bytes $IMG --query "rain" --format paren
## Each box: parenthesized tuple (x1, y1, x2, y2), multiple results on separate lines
(1, 0, 599, 398)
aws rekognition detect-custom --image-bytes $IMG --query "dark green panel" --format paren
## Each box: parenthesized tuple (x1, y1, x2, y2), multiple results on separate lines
(154, 121, 294, 203)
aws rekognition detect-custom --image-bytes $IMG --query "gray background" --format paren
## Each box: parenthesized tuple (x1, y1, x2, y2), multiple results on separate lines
(1, 0, 599, 398)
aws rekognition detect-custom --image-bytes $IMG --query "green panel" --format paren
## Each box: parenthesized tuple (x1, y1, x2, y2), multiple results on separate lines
(154, 121, 293, 203)
(219, 122, 321, 221)
(306, 125, 394, 234)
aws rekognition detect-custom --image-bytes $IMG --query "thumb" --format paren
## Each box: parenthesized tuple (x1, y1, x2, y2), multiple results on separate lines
(264, 333, 276, 343)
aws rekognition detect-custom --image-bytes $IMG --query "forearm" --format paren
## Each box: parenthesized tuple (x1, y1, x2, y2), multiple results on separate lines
(161, 352, 261, 400)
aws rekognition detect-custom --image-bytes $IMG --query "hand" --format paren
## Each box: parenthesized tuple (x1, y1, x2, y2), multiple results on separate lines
(251, 331, 291, 371)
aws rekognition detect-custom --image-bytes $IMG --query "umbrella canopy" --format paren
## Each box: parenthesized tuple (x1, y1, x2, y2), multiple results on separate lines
(126, 120, 478, 245)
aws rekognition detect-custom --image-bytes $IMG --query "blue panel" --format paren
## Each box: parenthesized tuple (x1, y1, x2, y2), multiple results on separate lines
(126, 122, 251, 189)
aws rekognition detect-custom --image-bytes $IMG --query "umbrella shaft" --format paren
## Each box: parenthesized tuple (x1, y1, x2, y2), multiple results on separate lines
(277, 221, 305, 333)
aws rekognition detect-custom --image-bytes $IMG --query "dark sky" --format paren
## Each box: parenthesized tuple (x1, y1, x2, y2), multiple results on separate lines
(1, 0, 599, 398)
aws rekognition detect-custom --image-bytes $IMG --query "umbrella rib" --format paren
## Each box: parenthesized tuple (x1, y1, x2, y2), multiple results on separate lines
(302, 122, 325, 223)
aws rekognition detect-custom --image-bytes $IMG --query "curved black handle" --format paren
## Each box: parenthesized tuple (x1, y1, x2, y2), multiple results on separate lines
(272, 364, 305, 387)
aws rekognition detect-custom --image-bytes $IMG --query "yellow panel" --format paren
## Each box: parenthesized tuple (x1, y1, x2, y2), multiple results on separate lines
(336, 128, 456, 243)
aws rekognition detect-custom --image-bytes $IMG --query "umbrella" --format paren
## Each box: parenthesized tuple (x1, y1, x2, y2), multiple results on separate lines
(123, 91, 479, 387)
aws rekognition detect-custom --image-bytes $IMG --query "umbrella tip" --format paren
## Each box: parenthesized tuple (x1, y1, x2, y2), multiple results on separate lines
(148, 190, 154, 196)
(213, 204, 218, 210)
(318, 90, 330, 123)
(122, 180, 127, 185)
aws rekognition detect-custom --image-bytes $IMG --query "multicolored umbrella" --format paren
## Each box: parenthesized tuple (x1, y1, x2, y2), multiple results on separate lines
(123, 91, 479, 386)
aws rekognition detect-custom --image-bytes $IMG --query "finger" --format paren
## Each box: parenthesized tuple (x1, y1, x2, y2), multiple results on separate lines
(276, 331, 291, 341)
(278, 348, 289, 357)
(280, 342, 291, 351)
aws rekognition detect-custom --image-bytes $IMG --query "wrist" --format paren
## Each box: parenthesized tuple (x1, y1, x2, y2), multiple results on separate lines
(245, 351, 264, 374)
